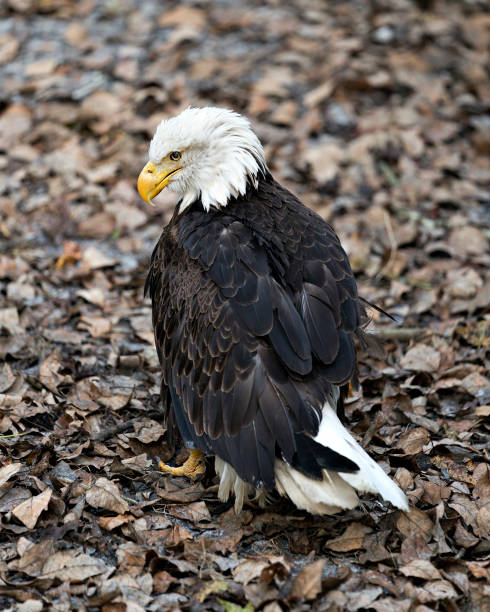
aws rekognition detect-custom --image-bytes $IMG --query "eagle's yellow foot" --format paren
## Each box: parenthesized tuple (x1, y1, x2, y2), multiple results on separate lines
(158, 449, 206, 480)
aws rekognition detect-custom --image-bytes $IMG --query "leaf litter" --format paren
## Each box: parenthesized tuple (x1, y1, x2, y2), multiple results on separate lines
(0, 0, 488, 609)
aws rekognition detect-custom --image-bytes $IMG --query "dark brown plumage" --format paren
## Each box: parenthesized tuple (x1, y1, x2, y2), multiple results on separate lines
(145, 173, 362, 490)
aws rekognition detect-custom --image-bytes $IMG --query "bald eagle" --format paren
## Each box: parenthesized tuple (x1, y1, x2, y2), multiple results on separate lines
(137, 107, 408, 515)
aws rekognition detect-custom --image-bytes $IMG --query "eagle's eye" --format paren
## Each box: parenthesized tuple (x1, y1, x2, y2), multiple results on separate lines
(169, 151, 181, 161)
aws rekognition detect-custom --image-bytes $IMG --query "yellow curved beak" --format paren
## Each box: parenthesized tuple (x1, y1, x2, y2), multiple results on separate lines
(137, 161, 181, 205)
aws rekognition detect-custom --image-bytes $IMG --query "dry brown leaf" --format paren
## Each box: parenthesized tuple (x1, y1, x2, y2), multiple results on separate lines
(131, 418, 166, 444)
(79, 315, 112, 338)
(395, 467, 414, 491)
(289, 559, 326, 601)
(16, 599, 43, 612)
(82, 246, 117, 270)
(396, 427, 430, 455)
(400, 533, 433, 565)
(85, 478, 129, 514)
(445, 569, 470, 596)
(158, 5, 206, 29)
(77, 288, 107, 308)
(449, 495, 479, 531)
(0, 34, 20, 65)
(129, 314, 155, 345)
(346, 587, 383, 611)
(325, 522, 372, 552)
(99, 514, 133, 531)
(476, 505, 490, 539)
(78, 212, 116, 238)
(260, 556, 291, 586)
(370, 598, 412, 612)
(270, 100, 297, 126)
(400, 345, 441, 372)
(421, 480, 451, 505)
(0, 393, 22, 407)
(0, 487, 32, 513)
(473, 463, 490, 501)
(446, 268, 483, 298)
(121, 454, 150, 471)
(233, 559, 271, 586)
(166, 502, 211, 523)
(12, 488, 52, 529)
(17, 538, 56, 577)
(461, 372, 489, 396)
(302, 139, 345, 183)
(0, 363, 16, 394)
(448, 226, 488, 258)
(39, 352, 67, 394)
(0, 255, 29, 280)
(105, 204, 147, 231)
(115, 541, 148, 573)
(25, 58, 56, 77)
(358, 530, 392, 564)
(304, 80, 335, 107)
(0, 105, 31, 150)
(43, 328, 84, 345)
(80, 91, 122, 121)
(397, 508, 434, 543)
(454, 521, 479, 548)
(400, 559, 442, 580)
(466, 561, 490, 581)
(165, 524, 193, 547)
(41, 550, 109, 581)
(407, 580, 458, 603)
(0, 462, 22, 487)
(0, 307, 22, 335)
(153, 570, 177, 594)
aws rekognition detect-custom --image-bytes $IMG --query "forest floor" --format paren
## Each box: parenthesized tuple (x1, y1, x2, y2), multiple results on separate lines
(0, 0, 489, 610)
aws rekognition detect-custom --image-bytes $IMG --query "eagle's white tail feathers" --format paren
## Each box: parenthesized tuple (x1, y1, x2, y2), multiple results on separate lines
(311, 401, 409, 512)
(216, 457, 251, 512)
(215, 400, 408, 515)
(274, 460, 358, 515)
(215, 456, 267, 513)
(273, 400, 409, 514)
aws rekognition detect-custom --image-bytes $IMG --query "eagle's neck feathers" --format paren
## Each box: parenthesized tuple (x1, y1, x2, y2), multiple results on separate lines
(148, 107, 267, 213)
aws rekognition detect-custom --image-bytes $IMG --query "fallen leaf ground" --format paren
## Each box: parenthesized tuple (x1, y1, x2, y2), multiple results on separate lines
(0, 0, 489, 610)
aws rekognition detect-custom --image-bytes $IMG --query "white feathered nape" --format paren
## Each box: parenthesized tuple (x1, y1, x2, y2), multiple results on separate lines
(216, 398, 409, 515)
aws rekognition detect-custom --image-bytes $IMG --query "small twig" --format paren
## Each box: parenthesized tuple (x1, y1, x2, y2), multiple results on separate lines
(0, 432, 29, 439)
(370, 327, 430, 341)
(91, 418, 139, 442)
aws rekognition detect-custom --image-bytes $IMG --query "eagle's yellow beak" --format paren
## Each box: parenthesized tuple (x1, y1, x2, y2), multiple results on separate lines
(137, 161, 181, 205)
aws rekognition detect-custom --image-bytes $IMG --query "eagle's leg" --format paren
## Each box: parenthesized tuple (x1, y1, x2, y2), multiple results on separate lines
(158, 449, 206, 480)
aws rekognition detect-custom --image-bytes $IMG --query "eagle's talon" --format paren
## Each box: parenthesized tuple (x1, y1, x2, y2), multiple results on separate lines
(158, 449, 206, 480)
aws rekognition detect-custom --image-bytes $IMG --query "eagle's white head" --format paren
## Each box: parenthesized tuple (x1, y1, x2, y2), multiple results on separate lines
(137, 107, 267, 212)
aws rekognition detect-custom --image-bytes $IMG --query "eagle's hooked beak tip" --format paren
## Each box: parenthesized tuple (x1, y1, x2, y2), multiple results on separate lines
(137, 161, 158, 205)
(137, 161, 181, 206)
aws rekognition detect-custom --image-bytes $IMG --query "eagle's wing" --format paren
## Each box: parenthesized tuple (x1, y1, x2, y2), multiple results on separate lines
(147, 197, 361, 489)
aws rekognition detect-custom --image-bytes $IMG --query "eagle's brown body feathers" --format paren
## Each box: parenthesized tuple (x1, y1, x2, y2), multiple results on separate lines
(146, 174, 362, 491)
